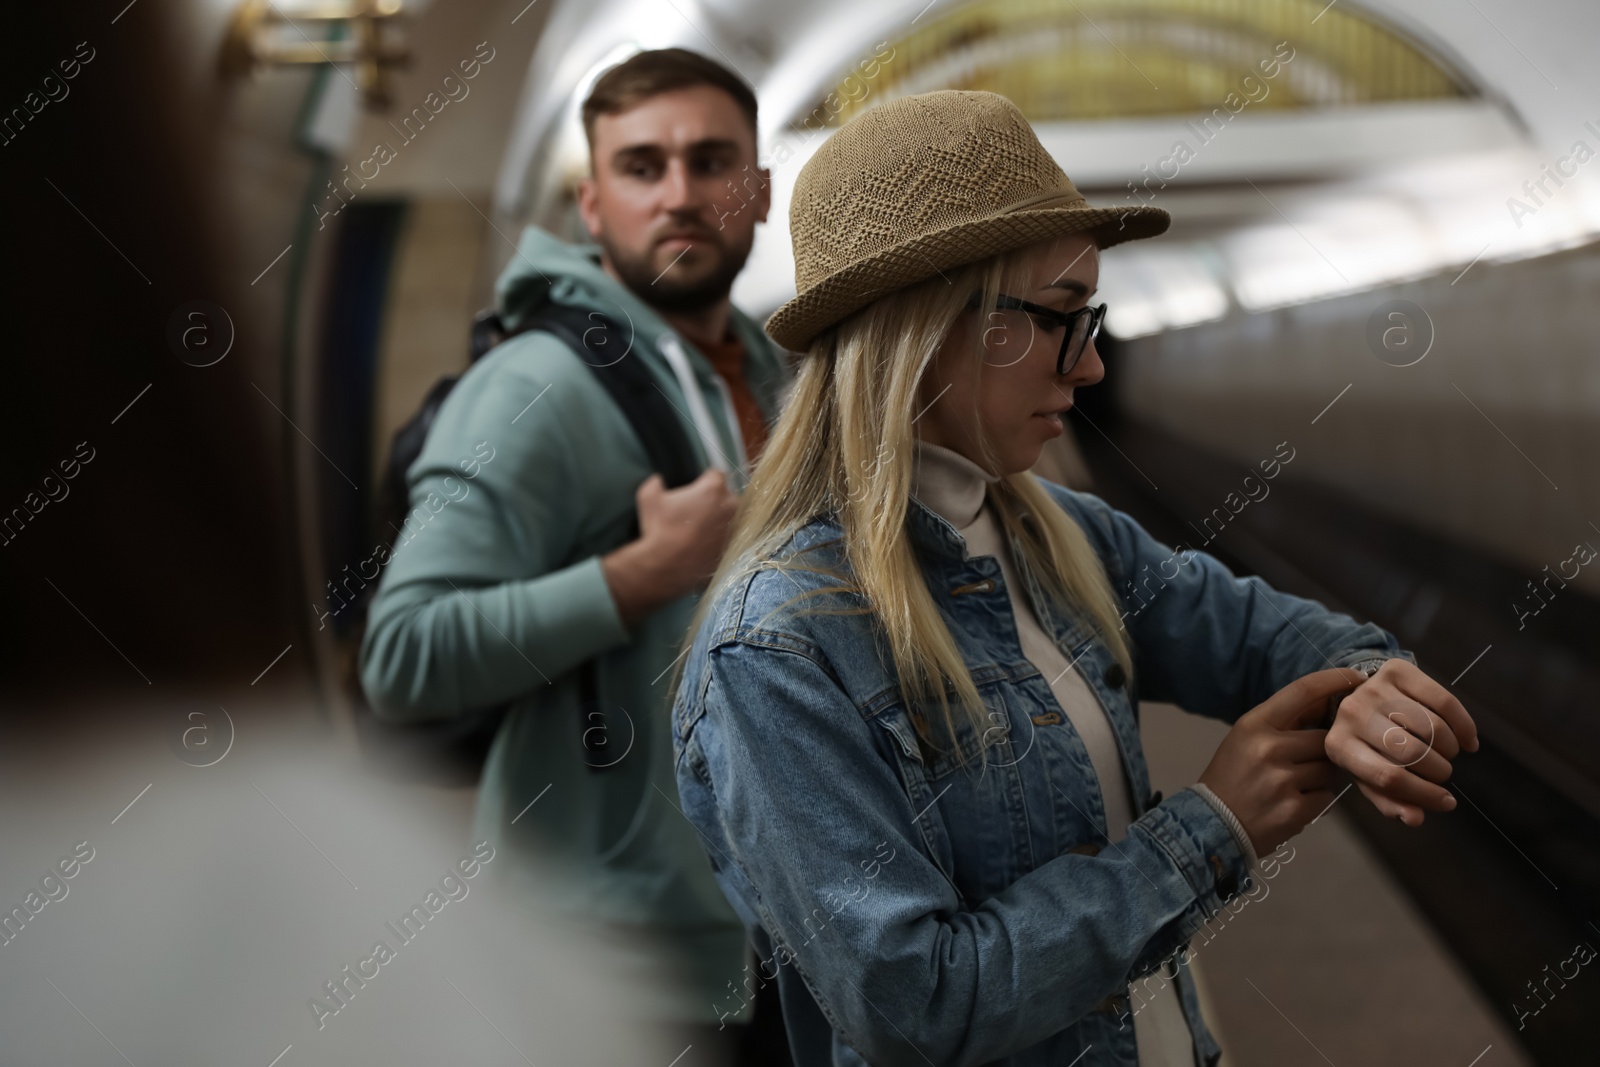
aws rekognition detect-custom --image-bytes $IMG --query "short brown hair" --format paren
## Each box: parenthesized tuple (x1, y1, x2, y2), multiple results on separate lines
(581, 48, 759, 148)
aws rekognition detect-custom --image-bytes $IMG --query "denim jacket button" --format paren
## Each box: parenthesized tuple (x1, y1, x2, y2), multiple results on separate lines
(1208, 854, 1238, 900)
(1103, 662, 1127, 689)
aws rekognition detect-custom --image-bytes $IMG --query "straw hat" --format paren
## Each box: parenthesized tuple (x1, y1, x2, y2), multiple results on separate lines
(766, 90, 1170, 352)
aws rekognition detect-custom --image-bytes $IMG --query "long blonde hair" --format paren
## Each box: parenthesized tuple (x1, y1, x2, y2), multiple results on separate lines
(677, 242, 1132, 759)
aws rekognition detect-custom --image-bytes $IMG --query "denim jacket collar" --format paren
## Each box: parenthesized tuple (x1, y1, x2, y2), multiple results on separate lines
(905, 494, 976, 563)
(904, 491, 1039, 565)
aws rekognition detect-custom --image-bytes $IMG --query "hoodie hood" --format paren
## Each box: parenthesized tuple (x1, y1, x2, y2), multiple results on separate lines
(490, 225, 792, 490)
(494, 226, 777, 355)
(493, 225, 670, 338)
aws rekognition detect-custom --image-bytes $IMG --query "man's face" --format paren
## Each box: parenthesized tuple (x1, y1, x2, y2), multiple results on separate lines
(577, 84, 770, 314)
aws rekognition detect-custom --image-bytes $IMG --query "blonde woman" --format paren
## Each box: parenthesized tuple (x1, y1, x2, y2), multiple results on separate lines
(670, 91, 1477, 1067)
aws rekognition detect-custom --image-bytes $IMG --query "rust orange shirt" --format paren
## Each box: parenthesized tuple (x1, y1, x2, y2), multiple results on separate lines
(695, 330, 769, 467)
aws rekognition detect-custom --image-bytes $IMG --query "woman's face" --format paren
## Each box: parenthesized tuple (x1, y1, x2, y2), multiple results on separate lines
(915, 232, 1104, 476)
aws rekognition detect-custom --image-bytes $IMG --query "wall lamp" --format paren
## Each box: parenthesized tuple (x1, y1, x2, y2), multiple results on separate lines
(222, 0, 412, 109)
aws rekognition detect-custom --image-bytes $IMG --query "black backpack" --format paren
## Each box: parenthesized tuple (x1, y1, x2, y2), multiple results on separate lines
(350, 302, 703, 786)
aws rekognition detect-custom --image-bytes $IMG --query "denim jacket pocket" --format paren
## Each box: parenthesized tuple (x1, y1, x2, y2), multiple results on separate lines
(870, 680, 1038, 902)
(871, 676, 1016, 780)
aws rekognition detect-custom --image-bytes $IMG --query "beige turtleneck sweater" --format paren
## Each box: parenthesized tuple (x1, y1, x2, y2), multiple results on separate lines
(909, 439, 1197, 1065)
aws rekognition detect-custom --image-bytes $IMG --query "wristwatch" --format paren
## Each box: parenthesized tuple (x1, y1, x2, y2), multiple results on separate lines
(1321, 657, 1390, 729)
(1346, 657, 1390, 678)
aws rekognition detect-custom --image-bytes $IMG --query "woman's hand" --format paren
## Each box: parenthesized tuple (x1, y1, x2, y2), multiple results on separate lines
(1198, 668, 1365, 854)
(1324, 659, 1479, 827)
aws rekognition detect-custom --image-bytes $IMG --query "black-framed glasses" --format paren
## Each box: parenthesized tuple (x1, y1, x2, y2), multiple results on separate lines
(967, 291, 1107, 376)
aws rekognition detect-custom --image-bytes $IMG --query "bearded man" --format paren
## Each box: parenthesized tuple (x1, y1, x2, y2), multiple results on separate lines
(360, 48, 791, 1066)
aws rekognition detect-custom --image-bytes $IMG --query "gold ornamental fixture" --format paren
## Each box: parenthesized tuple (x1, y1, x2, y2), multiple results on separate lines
(221, 0, 412, 110)
(806, 0, 1475, 129)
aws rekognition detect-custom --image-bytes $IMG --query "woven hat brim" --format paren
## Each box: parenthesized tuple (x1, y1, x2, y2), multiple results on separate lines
(765, 203, 1169, 352)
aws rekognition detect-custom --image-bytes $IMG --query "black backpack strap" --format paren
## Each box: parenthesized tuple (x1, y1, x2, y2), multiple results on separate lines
(508, 303, 704, 491)
(470, 308, 506, 362)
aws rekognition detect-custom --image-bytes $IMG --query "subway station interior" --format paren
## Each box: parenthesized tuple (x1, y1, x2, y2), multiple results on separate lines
(2, 0, 1598, 1064)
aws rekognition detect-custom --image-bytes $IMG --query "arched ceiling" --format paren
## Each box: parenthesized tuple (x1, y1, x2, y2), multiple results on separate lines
(497, 0, 1598, 210)
(814, 0, 1475, 129)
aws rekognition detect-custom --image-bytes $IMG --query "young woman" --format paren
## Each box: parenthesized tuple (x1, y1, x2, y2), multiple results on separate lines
(669, 90, 1477, 1067)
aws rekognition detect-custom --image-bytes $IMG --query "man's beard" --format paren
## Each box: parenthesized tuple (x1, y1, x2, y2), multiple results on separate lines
(598, 229, 753, 314)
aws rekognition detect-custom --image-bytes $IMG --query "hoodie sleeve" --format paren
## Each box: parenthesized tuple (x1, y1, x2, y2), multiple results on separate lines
(358, 336, 634, 720)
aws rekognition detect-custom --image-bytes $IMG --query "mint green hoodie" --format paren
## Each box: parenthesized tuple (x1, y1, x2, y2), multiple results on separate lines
(359, 226, 791, 1023)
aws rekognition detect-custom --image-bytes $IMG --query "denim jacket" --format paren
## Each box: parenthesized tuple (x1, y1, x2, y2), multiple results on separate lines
(671, 480, 1409, 1066)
